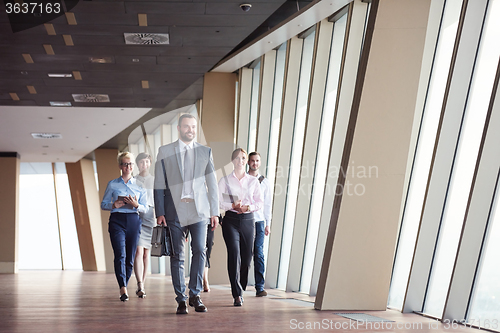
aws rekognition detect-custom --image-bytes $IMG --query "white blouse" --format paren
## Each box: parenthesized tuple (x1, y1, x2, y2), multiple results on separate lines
(218, 172, 263, 214)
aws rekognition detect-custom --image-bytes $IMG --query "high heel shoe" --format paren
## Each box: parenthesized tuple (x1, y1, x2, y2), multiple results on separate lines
(136, 288, 146, 298)
(120, 293, 129, 302)
(136, 282, 146, 298)
(203, 280, 210, 292)
(233, 296, 243, 306)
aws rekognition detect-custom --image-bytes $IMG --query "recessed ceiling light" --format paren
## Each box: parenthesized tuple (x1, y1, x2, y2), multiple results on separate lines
(31, 133, 63, 139)
(89, 57, 114, 64)
(50, 101, 72, 106)
(21, 71, 28, 75)
(48, 73, 73, 78)
(132, 58, 140, 62)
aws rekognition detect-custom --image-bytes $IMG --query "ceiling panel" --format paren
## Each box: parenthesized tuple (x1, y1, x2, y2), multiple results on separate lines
(0, 34, 66, 45)
(115, 55, 157, 64)
(58, 13, 137, 26)
(157, 56, 222, 65)
(50, 24, 171, 35)
(206, 2, 285, 15)
(69, 2, 127, 13)
(82, 63, 211, 73)
(124, 2, 206, 14)
(147, 14, 270, 27)
(2, 62, 86, 71)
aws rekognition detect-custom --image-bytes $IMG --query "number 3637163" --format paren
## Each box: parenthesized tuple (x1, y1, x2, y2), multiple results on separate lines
(5, 2, 61, 14)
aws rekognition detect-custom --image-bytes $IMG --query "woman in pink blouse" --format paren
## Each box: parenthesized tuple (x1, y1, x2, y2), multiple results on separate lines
(218, 148, 263, 306)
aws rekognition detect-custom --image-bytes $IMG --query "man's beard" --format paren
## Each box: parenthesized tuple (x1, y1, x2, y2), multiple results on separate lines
(180, 132, 194, 142)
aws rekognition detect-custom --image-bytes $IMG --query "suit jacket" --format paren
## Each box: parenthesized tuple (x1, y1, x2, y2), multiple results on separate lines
(154, 140, 219, 222)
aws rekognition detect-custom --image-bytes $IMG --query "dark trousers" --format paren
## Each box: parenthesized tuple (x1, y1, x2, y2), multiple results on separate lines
(254, 221, 266, 292)
(206, 223, 214, 268)
(108, 212, 142, 288)
(222, 211, 255, 298)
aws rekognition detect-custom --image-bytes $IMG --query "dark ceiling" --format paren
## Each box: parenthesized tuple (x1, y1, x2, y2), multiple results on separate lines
(0, 0, 313, 149)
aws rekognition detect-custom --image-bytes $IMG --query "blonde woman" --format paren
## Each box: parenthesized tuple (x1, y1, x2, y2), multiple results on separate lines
(133, 152, 155, 298)
(101, 152, 148, 301)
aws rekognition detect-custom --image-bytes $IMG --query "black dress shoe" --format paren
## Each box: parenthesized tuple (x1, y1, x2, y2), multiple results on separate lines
(176, 301, 188, 314)
(188, 295, 207, 312)
(120, 293, 129, 302)
(233, 296, 243, 306)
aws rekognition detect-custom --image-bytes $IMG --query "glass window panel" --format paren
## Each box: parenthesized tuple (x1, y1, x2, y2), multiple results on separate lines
(278, 31, 316, 289)
(424, 0, 500, 317)
(266, 42, 287, 181)
(388, 0, 463, 310)
(468, 173, 500, 326)
(92, 160, 99, 191)
(248, 60, 261, 153)
(263, 42, 287, 264)
(54, 162, 82, 270)
(300, 14, 348, 293)
(171, 118, 179, 142)
(18, 163, 62, 269)
(137, 137, 145, 154)
(154, 128, 161, 160)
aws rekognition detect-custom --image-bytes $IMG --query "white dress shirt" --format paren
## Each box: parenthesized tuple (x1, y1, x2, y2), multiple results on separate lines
(251, 173, 272, 227)
(218, 172, 263, 214)
(179, 139, 194, 199)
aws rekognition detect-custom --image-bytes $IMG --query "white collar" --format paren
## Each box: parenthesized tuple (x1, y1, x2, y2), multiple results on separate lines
(179, 140, 194, 151)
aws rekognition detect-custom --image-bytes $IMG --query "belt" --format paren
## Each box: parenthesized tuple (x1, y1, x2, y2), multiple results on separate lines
(180, 198, 194, 203)
(225, 211, 254, 219)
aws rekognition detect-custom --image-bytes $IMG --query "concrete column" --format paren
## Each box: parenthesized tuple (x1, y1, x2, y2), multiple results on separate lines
(94, 149, 120, 273)
(315, 0, 432, 310)
(201, 72, 237, 284)
(66, 159, 106, 271)
(0, 153, 20, 273)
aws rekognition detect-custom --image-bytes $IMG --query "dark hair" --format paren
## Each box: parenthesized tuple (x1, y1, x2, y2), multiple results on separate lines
(248, 152, 260, 158)
(231, 148, 248, 161)
(136, 152, 152, 164)
(178, 113, 196, 126)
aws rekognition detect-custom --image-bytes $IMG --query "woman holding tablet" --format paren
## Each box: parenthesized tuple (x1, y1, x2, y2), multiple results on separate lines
(101, 152, 148, 301)
(218, 148, 263, 306)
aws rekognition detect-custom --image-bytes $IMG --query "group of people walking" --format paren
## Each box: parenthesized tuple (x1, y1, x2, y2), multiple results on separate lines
(100, 113, 273, 313)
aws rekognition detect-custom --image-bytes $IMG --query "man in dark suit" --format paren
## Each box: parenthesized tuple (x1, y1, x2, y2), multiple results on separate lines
(154, 113, 219, 314)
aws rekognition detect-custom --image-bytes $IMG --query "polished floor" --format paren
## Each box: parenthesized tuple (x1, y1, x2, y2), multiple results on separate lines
(0, 271, 482, 333)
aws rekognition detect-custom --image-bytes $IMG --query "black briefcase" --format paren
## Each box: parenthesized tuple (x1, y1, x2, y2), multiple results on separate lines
(151, 225, 174, 257)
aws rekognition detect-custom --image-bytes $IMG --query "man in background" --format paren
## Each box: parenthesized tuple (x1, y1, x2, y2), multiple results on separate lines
(247, 152, 272, 297)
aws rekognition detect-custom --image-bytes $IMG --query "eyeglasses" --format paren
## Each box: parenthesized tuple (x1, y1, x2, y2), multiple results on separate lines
(120, 162, 134, 167)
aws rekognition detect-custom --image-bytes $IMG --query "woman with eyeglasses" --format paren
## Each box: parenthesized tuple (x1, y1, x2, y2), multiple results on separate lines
(101, 152, 148, 301)
(218, 148, 263, 306)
